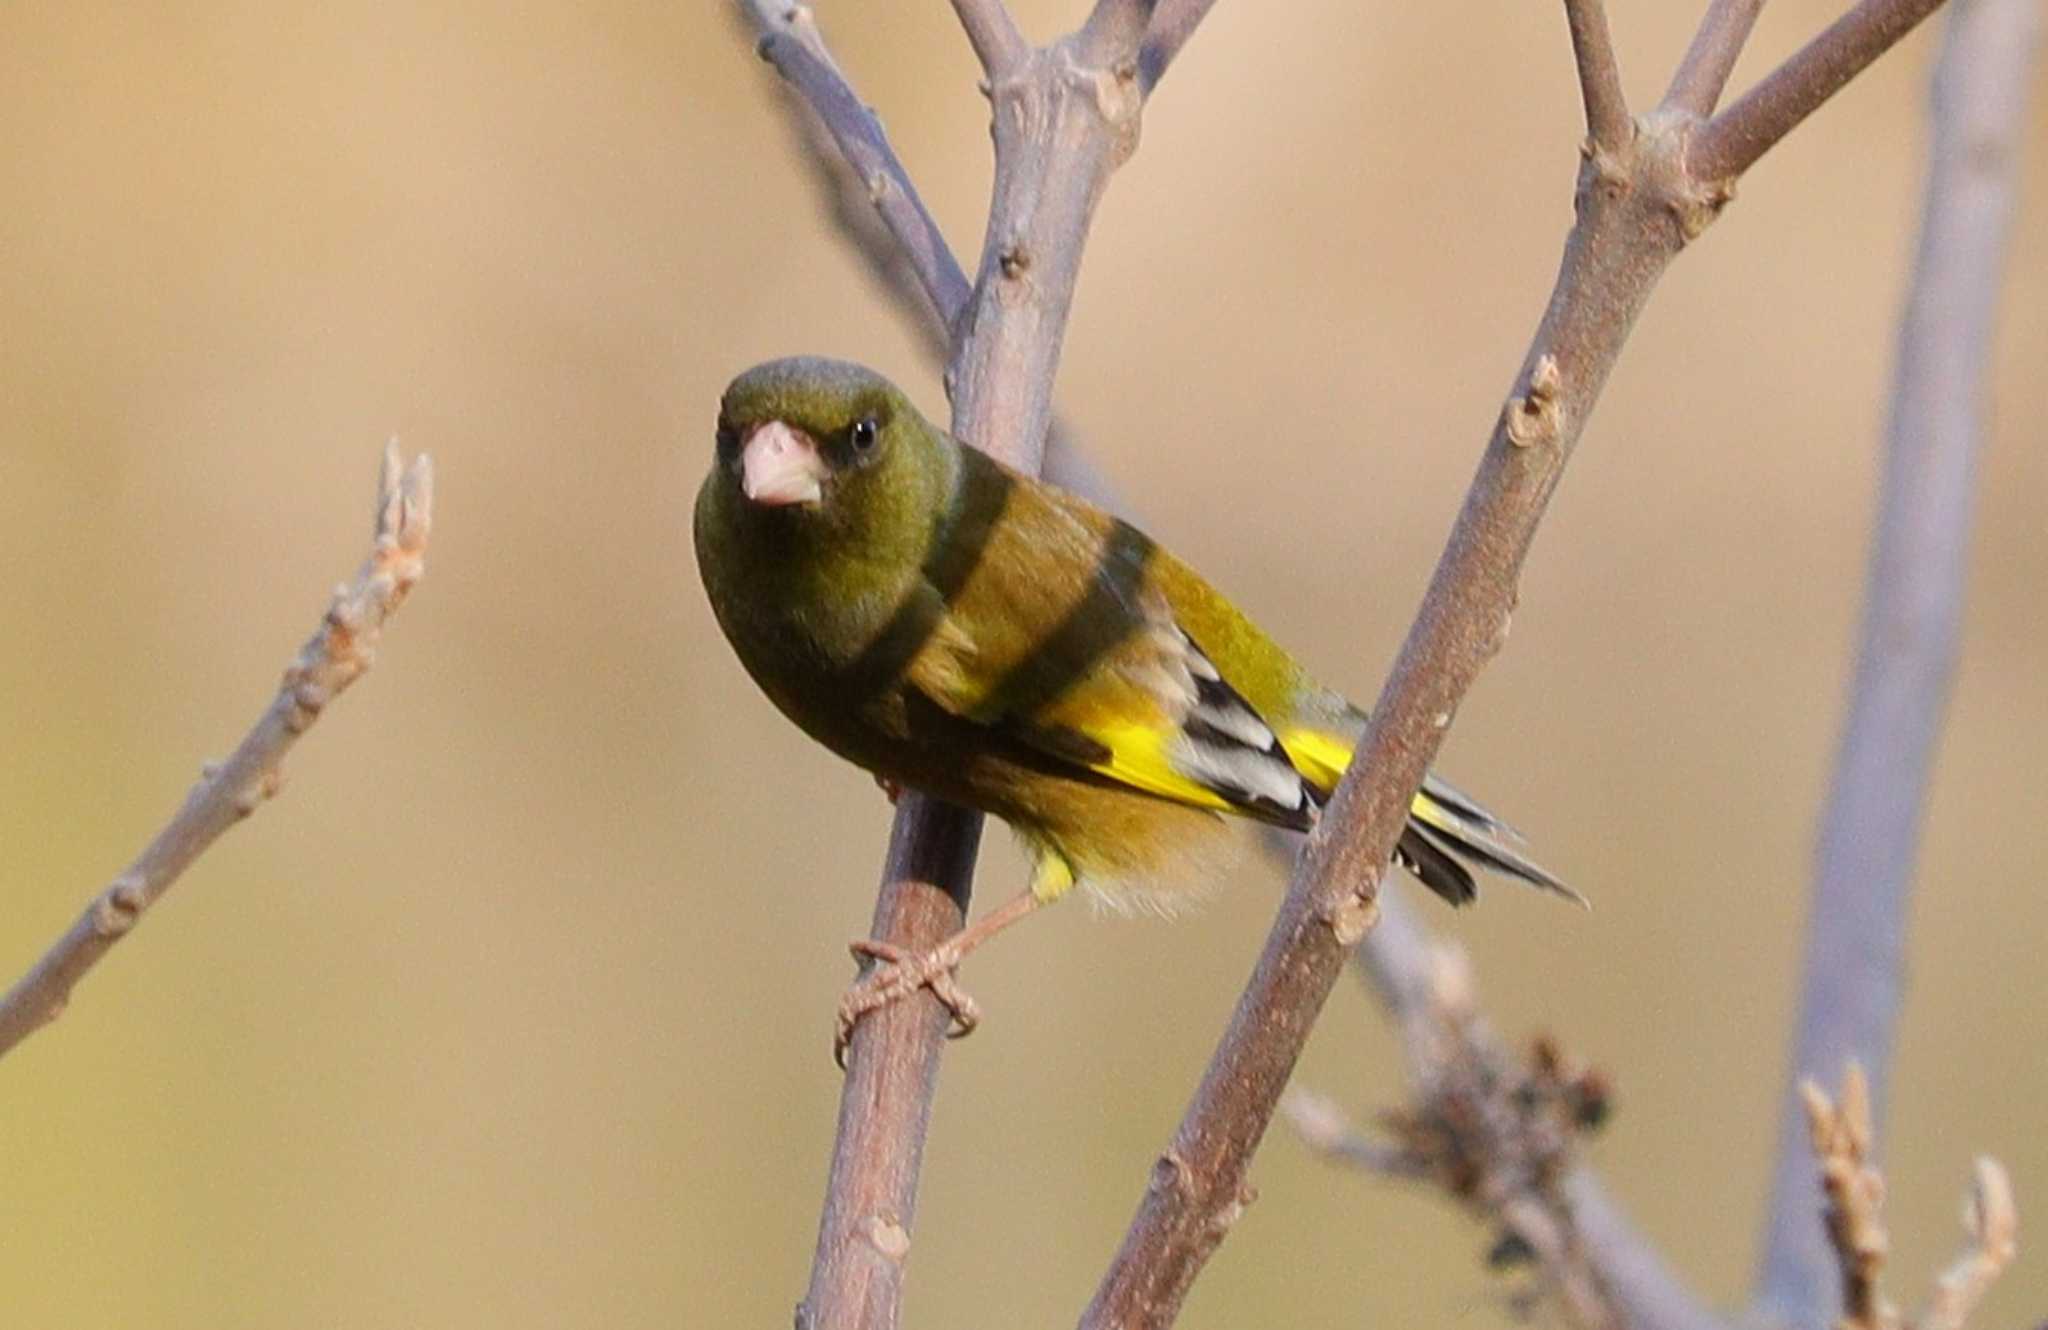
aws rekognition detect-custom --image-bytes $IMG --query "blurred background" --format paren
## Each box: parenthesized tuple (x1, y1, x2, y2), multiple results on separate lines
(2, 2, 2043, 1325)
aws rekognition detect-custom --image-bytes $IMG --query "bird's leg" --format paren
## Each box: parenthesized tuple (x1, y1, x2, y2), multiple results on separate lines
(872, 773, 904, 804)
(833, 888, 1045, 1067)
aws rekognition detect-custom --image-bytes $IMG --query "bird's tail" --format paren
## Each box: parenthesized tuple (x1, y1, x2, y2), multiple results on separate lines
(1400, 772, 1584, 908)
(1279, 726, 1584, 909)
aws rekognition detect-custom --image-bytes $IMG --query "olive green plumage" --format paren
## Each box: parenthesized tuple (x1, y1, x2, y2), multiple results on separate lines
(695, 356, 1575, 910)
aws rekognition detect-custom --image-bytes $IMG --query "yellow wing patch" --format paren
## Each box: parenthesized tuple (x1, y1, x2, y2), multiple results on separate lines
(1280, 726, 1443, 823)
(1073, 720, 1237, 814)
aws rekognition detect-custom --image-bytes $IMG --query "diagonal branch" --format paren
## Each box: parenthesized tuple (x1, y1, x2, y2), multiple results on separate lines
(1565, 0, 1632, 152)
(1664, 0, 1766, 115)
(0, 444, 433, 1061)
(950, 0, 1029, 77)
(743, 0, 971, 329)
(1137, 0, 1218, 92)
(1753, 0, 2042, 1322)
(1691, 0, 1950, 181)
(1079, 0, 1956, 1321)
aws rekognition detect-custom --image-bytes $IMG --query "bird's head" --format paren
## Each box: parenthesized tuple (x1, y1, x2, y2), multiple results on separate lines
(704, 357, 951, 566)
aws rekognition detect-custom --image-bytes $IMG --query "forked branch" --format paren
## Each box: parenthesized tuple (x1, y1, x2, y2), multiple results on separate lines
(1079, 0, 1954, 1323)
(0, 444, 433, 1061)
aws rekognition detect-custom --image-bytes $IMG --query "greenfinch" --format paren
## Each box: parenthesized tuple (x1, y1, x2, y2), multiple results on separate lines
(696, 357, 1576, 1048)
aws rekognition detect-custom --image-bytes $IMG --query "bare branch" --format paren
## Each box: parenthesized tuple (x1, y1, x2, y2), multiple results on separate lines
(1805, 1067, 1895, 1329)
(951, 0, 1029, 77)
(1692, 0, 1950, 181)
(0, 444, 433, 1060)
(1802, 1066, 2019, 1330)
(1916, 1157, 2019, 1330)
(1082, 1, 1950, 1319)
(1347, 886, 1729, 1330)
(741, 1, 972, 325)
(1663, 0, 1765, 115)
(1565, 0, 1632, 152)
(1754, 0, 2039, 1320)
(1078, 0, 1160, 68)
(1288, 928, 1625, 1330)
(740, 2, 1216, 1326)
(1137, 0, 1218, 92)
(798, 799, 982, 1330)
(733, 4, 1116, 509)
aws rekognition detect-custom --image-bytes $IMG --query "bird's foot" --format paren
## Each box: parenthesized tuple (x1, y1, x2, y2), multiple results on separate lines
(873, 774, 905, 805)
(834, 936, 980, 1068)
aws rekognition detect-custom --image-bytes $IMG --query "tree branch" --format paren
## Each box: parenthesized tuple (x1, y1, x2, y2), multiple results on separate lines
(743, 0, 972, 330)
(1664, 0, 1765, 115)
(1335, 885, 1730, 1330)
(1565, 0, 1632, 153)
(738, 5, 1219, 1328)
(1137, 0, 1217, 92)
(1754, 0, 2041, 1322)
(736, 0, 1108, 504)
(951, 0, 1029, 77)
(1692, 0, 1950, 182)
(1078, 0, 1954, 1320)
(1800, 1065, 2019, 1330)
(0, 444, 433, 1061)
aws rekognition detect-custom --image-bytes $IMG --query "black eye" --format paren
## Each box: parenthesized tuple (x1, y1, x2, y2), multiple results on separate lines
(849, 416, 879, 452)
(715, 420, 739, 464)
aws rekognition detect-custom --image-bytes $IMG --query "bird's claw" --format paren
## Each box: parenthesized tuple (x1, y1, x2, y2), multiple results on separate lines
(873, 775, 905, 805)
(833, 936, 981, 1068)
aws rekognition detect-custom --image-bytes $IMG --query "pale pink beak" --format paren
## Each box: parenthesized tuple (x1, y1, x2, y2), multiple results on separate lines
(740, 421, 826, 507)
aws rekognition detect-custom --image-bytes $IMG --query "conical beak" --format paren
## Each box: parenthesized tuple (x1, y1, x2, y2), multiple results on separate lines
(740, 421, 826, 507)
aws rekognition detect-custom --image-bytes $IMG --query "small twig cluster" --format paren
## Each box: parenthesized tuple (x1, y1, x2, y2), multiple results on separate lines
(1286, 942, 1617, 1327)
(1803, 1064, 2017, 1330)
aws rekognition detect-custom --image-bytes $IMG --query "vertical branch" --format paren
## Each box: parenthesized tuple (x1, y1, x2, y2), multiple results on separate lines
(739, 6, 1220, 1329)
(1753, 0, 2042, 1323)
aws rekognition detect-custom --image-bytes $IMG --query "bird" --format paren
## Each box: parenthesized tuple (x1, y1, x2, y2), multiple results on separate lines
(694, 356, 1579, 1059)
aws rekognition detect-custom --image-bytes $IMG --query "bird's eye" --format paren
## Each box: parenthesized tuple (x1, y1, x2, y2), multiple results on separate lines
(849, 416, 879, 453)
(715, 421, 740, 464)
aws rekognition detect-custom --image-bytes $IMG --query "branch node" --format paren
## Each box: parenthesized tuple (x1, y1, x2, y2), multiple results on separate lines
(862, 1215, 912, 1262)
(1504, 355, 1565, 449)
(1321, 892, 1380, 947)
(1148, 1151, 1197, 1206)
(91, 877, 147, 938)
(998, 244, 1030, 280)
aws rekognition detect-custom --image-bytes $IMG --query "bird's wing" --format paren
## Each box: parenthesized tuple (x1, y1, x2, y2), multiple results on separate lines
(900, 470, 1318, 829)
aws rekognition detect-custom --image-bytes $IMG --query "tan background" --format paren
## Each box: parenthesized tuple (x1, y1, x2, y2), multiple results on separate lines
(2, 2, 2043, 1326)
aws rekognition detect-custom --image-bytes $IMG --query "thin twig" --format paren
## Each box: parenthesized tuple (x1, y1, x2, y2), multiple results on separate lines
(1565, 0, 1632, 152)
(950, 0, 1028, 76)
(1347, 885, 1729, 1330)
(0, 444, 433, 1061)
(743, 0, 972, 327)
(1137, 0, 1218, 92)
(1805, 1066, 1897, 1329)
(1287, 918, 1626, 1329)
(1664, 0, 1766, 114)
(1915, 1157, 2019, 1330)
(1080, 0, 1951, 1320)
(1802, 1065, 2022, 1330)
(1692, 0, 1950, 181)
(1753, 1, 2040, 1322)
